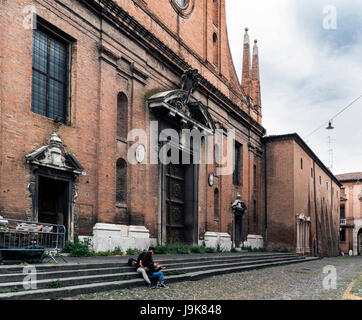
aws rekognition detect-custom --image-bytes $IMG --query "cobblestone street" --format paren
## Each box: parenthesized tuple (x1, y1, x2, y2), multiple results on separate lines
(65, 256, 362, 300)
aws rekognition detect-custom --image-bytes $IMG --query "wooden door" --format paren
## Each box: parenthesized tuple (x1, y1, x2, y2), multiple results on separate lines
(166, 163, 186, 244)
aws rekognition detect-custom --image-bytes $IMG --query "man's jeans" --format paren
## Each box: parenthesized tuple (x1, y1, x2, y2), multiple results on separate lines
(148, 271, 164, 284)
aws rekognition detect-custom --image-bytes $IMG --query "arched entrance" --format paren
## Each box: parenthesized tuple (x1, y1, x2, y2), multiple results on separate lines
(358, 228, 362, 255)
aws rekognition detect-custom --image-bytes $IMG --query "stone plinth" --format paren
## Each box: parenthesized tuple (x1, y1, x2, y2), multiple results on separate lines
(204, 232, 232, 251)
(247, 234, 264, 249)
(92, 223, 150, 252)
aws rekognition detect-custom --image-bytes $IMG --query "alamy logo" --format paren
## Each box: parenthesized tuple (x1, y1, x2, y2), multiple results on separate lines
(126, 122, 236, 176)
(22, 5, 37, 30)
(323, 5, 337, 30)
(23, 265, 37, 290)
(322, 265, 337, 290)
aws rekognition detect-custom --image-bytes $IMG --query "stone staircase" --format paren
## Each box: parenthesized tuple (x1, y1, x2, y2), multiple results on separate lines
(0, 252, 320, 300)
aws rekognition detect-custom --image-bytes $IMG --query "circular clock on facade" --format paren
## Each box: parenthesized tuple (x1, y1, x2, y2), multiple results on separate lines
(208, 173, 214, 187)
(170, 0, 194, 17)
(135, 144, 146, 163)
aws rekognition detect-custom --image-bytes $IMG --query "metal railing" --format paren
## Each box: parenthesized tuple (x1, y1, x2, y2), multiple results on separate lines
(0, 218, 67, 264)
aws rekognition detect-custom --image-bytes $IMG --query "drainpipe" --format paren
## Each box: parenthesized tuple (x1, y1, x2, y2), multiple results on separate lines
(263, 142, 268, 249)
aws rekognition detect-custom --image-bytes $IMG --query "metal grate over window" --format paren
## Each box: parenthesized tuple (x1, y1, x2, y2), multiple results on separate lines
(31, 27, 68, 123)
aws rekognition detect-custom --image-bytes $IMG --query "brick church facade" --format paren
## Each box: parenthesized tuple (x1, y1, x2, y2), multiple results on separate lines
(0, 0, 341, 256)
(0, 0, 266, 251)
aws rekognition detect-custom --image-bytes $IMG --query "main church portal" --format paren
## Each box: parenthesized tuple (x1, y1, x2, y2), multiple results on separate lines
(163, 152, 198, 245)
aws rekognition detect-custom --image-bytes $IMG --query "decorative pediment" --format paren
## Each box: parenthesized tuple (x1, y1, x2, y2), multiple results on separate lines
(147, 69, 216, 134)
(25, 133, 84, 175)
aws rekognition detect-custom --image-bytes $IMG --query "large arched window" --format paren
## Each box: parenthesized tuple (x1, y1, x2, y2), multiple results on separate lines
(116, 158, 127, 203)
(117, 93, 128, 141)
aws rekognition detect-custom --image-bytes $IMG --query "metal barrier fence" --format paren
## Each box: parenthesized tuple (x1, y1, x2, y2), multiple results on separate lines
(0, 218, 67, 264)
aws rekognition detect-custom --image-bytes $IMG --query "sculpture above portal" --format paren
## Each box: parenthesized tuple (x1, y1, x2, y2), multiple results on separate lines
(147, 69, 215, 134)
(179, 68, 199, 104)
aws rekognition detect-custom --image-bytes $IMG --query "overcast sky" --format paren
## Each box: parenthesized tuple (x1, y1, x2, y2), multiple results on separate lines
(226, 0, 362, 175)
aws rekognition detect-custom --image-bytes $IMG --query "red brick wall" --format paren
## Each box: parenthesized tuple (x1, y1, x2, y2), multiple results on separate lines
(0, 0, 265, 245)
(265, 136, 340, 256)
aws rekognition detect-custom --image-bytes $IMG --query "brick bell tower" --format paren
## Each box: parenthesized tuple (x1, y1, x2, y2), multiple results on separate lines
(241, 28, 262, 124)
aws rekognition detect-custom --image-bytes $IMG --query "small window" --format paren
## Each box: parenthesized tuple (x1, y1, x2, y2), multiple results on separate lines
(233, 143, 242, 186)
(214, 188, 220, 219)
(340, 206, 345, 219)
(253, 199, 257, 225)
(253, 164, 257, 189)
(117, 93, 128, 140)
(300, 158, 303, 170)
(116, 158, 127, 203)
(311, 168, 313, 177)
(31, 25, 69, 123)
(319, 176, 322, 184)
(340, 229, 346, 242)
(213, 32, 218, 43)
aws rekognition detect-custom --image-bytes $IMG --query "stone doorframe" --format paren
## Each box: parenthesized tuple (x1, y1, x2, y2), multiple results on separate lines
(25, 133, 85, 240)
(159, 144, 200, 245)
(296, 213, 311, 255)
(353, 219, 362, 255)
(147, 69, 216, 246)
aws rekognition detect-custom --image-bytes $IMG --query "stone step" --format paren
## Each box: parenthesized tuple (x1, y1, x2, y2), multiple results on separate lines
(0, 253, 298, 283)
(0, 252, 296, 274)
(0, 257, 319, 300)
(187, 257, 321, 281)
(0, 256, 300, 291)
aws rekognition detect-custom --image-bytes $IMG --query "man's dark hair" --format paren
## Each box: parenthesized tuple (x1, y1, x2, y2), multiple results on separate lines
(148, 246, 156, 252)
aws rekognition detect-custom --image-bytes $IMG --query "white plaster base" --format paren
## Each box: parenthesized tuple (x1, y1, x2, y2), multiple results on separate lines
(91, 223, 150, 253)
(204, 232, 232, 251)
(246, 234, 264, 249)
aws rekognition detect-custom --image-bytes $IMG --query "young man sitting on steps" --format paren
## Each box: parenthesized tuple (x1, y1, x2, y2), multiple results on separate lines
(137, 247, 168, 289)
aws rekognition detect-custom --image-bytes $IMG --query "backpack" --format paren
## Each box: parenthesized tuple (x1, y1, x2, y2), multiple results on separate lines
(127, 258, 137, 267)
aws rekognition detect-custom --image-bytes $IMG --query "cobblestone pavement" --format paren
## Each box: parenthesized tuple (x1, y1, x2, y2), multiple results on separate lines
(65, 256, 362, 300)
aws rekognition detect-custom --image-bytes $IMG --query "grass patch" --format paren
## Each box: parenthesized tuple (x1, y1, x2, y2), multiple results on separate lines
(126, 248, 142, 256)
(63, 237, 126, 257)
(205, 247, 217, 253)
(94, 247, 124, 257)
(163, 270, 187, 276)
(242, 246, 267, 252)
(155, 243, 191, 254)
(62, 236, 93, 257)
(271, 249, 292, 253)
(46, 280, 61, 289)
(120, 275, 131, 281)
(190, 245, 206, 254)
(11, 287, 19, 293)
(155, 243, 227, 255)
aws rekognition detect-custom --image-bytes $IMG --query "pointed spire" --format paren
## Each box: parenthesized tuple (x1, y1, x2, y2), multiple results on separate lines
(251, 39, 261, 108)
(241, 28, 251, 97)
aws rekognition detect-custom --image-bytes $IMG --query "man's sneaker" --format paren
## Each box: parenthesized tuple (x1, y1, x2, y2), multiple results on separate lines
(156, 282, 169, 289)
(148, 283, 157, 289)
